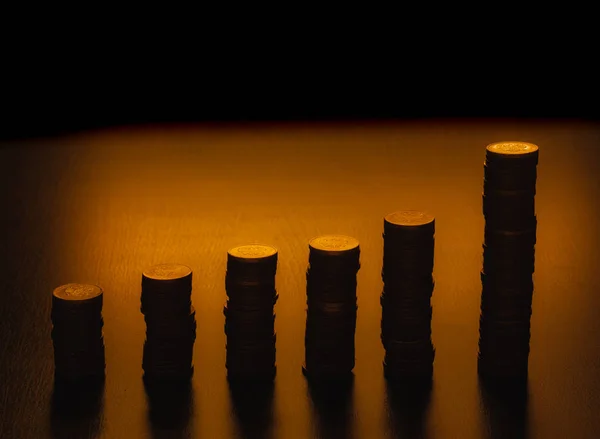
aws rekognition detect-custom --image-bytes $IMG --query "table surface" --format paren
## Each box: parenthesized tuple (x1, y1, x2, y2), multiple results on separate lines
(1, 120, 599, 439)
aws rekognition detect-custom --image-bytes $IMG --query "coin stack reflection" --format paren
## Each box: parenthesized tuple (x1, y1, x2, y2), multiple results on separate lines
(478, 141, 539, 378)
(303, 235, 360, 379)
(51, 283, 105, 381)
(380, 211, 436, 380)
(141, 264, 196, 380)
(224, 245, 278, 381)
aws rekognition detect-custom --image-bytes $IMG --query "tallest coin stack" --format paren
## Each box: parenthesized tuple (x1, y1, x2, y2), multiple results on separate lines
(478, 141, 539, 378)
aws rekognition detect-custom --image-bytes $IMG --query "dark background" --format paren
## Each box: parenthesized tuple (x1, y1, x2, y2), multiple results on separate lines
(4, 94, 597, 140)
(2, 64, 598, 140)
(3, 9, 598, 139)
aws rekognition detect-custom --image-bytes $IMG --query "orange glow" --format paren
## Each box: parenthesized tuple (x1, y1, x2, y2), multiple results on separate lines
(7, 119, 598, 438)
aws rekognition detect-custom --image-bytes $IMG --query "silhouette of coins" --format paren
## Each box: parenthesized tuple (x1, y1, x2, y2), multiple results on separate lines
(141, 264, 195, 381)
(51, 283, 105, 381)
(303, 235, 360, 380)
(381, 211, 436, 380)
(479, 141, 539, 378)
(225, 244, 278, 381)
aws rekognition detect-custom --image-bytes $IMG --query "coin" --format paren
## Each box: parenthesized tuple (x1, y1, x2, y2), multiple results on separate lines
(486, 141, 539, 157)
(53, 284, 103, 301)
(228, 244, 278, 262)
(384, 210, 435, 228)
(479, 141, 538, 378)
(305, 235, 360, 377)
(141, 264, 196, 380)
(309, 235, 359, 255)
(381, 209, 435, 372)
(143, 263, 192, 281)
(225, 244, 278, 380)
(51, 284, 105, 381)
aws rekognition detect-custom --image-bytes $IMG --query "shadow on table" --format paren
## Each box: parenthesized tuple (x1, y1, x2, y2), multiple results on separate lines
(478, 376, 529, 439)
(228, 379, 275, 439)
(144, 377, 195, 439)
(385, 377, 433, 439)
(306, 375, 355, 439)
(50, 377, 105, 439)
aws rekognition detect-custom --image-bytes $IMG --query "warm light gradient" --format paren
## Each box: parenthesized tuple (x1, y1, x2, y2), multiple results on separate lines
(1, 120, 599, 439)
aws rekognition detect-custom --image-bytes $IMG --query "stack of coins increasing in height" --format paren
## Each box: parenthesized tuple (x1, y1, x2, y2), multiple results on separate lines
(303, 235, 360, 379)
(224, 244, 278, 381)
(381, 211, 436, 380)
(51, 283, 105, 381)
(478, 141, 539, 378)
(141, 264, 196, 380)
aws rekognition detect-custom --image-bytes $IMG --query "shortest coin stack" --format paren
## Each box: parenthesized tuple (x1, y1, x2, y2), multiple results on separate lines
(51, 283, 105, 381)
(225, 244, 278, 381)
(303, 235, 360, 380)
(141, 264, 196, 381)
(381, 211, 436, 380)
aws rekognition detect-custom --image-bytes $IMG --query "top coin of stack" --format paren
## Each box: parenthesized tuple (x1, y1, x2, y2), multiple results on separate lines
(226, 245, 278, 288)
(51, 283, 106, 381)
(304, 235, 360, 380)
(224, 244, 278, 381)
(141, 264, 196, 381)
(479, 141, 539, 378)
(141, 264, 193, 314)
(483, 142, 538, 230)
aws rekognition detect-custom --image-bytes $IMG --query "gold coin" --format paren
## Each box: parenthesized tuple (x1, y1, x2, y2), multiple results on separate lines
(143, 263, 192, 280)
(53, 283, 103, 301)
(486, 141, 539, 156)
(309, 235, 359, 253)
(228, 244, 278, 261)
(385, 210, 434, 227)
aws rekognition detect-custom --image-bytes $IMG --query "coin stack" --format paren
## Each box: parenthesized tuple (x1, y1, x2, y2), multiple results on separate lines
(51, 283, 105, 381)
(303, 235, 360, 379)
(224, 245, 278, 381)
(381, 211, 436, 380)
(141, 264, 196, 381)
(478, 141, 539, 378)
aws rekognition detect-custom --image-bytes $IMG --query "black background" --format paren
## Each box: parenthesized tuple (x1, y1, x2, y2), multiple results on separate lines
(3, 63, 598, 140)
(3, 10, 598, 139)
